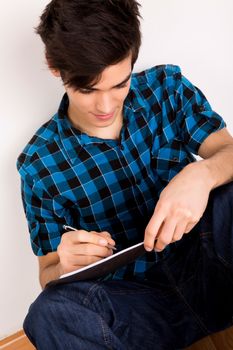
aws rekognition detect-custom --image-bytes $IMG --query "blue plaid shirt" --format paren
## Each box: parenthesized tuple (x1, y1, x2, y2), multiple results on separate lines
(17, 64, 226, 281)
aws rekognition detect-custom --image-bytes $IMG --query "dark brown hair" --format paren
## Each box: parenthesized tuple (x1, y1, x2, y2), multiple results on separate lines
(35, 0, 142, 91)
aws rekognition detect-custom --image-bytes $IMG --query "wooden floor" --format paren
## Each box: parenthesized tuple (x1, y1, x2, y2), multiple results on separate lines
(186, 325, 233, 350)
(0, 326, 233, 349)
(0, 331, 35, 350)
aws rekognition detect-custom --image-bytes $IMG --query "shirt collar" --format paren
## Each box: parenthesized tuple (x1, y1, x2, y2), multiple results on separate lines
(55, 88, 146, 164)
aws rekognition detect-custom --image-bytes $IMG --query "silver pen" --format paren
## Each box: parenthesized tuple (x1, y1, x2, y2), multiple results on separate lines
(63, 225, 117, 250)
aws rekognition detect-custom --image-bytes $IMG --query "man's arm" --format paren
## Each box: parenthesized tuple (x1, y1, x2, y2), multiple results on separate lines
(197, 127, 233, 188)
(144, 127, 233, 252)
(38, 252, 63, 290)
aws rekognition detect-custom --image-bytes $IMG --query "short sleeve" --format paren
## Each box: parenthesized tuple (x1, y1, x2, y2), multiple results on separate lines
(174, 68, 227, 154)
(19, 167, 71, 256)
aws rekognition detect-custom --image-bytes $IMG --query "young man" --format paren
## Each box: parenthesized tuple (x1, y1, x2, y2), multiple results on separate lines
(17, 0, 233, 349)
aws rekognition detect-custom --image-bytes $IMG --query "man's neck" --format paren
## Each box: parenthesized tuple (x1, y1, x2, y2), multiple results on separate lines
(68, 107, 124, 141)
(92, 114, 124, 141)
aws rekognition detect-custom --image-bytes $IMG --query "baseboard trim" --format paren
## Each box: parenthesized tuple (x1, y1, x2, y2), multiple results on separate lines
(0, 330, 35, 350)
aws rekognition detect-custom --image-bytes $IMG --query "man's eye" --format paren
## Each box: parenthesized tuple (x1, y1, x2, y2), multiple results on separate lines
(79, 84, 128, 95)
(79, 89, 93, 95)
(117, 83, 128, 89)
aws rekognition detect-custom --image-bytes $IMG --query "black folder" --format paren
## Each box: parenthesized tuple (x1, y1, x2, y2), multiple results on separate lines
(46, 242, 146, 287)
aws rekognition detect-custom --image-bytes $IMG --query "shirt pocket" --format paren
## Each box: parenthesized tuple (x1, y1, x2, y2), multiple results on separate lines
(151, 138, 196, 184)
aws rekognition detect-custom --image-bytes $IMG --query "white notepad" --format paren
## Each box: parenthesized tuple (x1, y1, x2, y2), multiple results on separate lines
(46, 242, 146, 287)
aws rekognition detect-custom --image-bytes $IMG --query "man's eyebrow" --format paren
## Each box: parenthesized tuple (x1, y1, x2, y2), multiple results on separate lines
(85, 73, 132, 91)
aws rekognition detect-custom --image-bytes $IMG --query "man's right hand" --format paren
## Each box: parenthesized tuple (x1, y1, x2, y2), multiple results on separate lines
(57, 229, 116, 275)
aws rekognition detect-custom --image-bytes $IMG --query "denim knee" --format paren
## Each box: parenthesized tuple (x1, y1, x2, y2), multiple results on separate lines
(211, 181, 233, 271)
(23, 287, 54, 342)
(22, 283, 123, 350)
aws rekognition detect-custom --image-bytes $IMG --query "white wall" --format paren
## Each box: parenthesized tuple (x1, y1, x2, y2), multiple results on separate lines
(1, 0, 233, 339)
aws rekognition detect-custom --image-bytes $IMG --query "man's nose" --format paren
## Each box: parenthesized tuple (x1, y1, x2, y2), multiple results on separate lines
(96, 93, 113, 114)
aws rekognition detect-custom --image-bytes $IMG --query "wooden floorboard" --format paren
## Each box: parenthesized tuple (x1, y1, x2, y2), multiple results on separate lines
(186, 335, 217, 350)
(0, 331, 35, 350)
(186, 325, 233, 350)
(211, 325, 233, 349)
(0, 337, 35, 350)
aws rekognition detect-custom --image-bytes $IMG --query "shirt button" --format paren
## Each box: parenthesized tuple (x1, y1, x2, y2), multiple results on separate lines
(172, 157, 178, 161)
(120, 144, 124, 150)
(199, 105, 205, 112)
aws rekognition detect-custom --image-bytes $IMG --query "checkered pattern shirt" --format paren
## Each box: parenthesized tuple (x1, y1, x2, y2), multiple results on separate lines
(17, 64, 226, 281)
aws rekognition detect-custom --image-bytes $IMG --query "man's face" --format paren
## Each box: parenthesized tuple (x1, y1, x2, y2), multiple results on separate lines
(51, 54, 133, 135)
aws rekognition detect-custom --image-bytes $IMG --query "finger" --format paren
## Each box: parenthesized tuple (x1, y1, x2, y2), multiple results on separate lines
(69, 229, 114, 247)
(68, 243, 113, 257)
(144, 210, 166, 251)
(171, 220, 189, 242)
(98, 231, 116, 246)
(66, 252, 113, 267)
(154, 217, 177, 252)
(98, 231, 111, 238)
(184, 222, 198, 233)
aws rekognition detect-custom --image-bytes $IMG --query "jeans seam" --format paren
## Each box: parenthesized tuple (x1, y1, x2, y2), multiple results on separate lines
(174, 284, 209, 335)
(216, 253, 232, 270)
(163, 260, 210, 335)
(82, 282, 102, 307)
(200, 230, 233, 271)
(82, 283, 114, 349)
(98, 314, 113, 349)
(106, 288, 152, 294)
(55, 282, 101, 308)
(58, 283, 114, 349)
(108, 288, 175, 298)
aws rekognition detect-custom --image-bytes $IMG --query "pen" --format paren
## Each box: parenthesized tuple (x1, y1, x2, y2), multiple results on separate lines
(63, 225, 117, 251)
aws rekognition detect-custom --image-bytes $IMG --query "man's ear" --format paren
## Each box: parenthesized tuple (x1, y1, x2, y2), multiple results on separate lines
(50, 69, 61, 78)
(45, 55, 61, 77)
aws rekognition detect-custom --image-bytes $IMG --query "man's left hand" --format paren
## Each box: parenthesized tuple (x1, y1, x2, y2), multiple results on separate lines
(144, 161, 213, 252)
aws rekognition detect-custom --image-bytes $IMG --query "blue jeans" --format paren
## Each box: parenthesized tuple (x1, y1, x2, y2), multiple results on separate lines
(23, 182, 233, 349)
